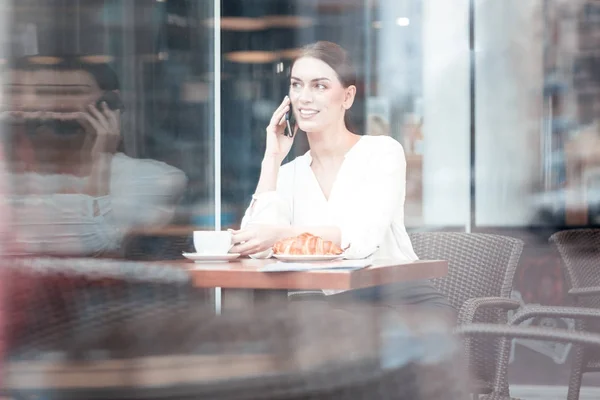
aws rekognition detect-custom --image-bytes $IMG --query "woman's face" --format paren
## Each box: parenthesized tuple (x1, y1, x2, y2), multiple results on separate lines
(289, 56, 355, 133)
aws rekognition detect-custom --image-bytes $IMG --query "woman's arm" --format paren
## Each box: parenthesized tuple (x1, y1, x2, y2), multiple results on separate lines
(255, 156, 282, 195)
(110, 157, 188, 229)
(232, 157, 294, 256)
(240, 156, 290, 228)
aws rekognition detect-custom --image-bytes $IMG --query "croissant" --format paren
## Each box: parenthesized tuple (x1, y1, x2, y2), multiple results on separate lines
(273, 233, 344, 256)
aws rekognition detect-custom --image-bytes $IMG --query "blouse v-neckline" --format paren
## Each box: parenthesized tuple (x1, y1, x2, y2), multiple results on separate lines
(304, 136, 366, 203)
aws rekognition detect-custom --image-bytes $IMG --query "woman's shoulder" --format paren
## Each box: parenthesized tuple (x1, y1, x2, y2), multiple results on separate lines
(111, 153, 186, 177)
(355, 135, 406, 160)
(280, 152, 310, 172)
(359, 134, 404, 151)
(110, 153, 188, 193)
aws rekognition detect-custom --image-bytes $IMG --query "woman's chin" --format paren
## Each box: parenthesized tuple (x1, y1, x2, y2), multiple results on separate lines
(297, 120, 322, 133)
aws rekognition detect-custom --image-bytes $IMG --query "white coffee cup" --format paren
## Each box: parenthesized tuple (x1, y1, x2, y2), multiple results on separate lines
(193, 231, 233, 255)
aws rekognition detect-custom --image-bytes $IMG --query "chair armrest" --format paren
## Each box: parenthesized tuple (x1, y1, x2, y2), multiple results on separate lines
(458, 297, 521, 325)
(569, 287, 600, 299)
(508, 304, 600, 326)
(455, 323, 600, 348)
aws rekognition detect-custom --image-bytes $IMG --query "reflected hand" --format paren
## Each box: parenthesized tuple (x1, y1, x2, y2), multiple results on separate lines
(80, 103, 120, 196)
(230, 224, 289, 256)
(264, 96, 294, 162)
(81, 102, 121, 157)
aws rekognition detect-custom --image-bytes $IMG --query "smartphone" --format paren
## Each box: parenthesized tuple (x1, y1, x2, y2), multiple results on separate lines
(284, 109, 296, 138)
(95, 91, 125, 112)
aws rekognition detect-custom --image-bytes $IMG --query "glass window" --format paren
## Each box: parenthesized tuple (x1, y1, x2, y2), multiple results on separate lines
(1, 0, 215, 258)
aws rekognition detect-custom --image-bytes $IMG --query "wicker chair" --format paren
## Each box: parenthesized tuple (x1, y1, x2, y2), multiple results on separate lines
(539, 229, 600, 400)
(409, 232, 524, 398)
(489, 230, 600, 400)
(456, 322, 600, 400)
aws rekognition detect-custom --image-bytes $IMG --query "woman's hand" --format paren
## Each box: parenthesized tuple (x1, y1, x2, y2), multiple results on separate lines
(80, 102, 121, 196)
(81, 102, 121, 158)
(230, 224, 290, 256)
(264, 96, 294, 163)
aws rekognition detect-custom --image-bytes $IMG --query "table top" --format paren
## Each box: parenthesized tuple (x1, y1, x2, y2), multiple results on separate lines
(163, 258, 448, 290)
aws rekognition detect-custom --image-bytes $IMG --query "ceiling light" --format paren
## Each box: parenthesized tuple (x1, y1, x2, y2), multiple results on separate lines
(264, 16, 314, 29)
(28, 56, 63, 65)
(396, 17, 410, 27)
(225, 51, 278, 64)
(79, 55, 115, 64)
(279, 48, 303, 60)
(204, 17, 268, 31)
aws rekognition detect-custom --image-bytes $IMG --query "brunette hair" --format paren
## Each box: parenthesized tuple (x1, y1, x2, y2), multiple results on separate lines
(292, 41, 357, 131)
(10, 54, 121, 92)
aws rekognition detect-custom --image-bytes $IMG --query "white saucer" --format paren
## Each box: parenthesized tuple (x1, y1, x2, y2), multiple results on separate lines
(273, 254, 344, 262)
(182, 253, 241, 263)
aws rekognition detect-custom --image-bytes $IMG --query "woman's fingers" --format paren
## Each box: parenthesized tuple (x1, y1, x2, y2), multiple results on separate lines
(269, 106, 289, 131)
(79, 112, 104, 134)
(101, 102, 119, 129)
(87, 104, 111, 132)
(231, 229, 255, 245)
(230, 239, 261, 255)
(274, 96, 290, 115)
(277, 112, 287, 127)
(268, 96, 290, 128)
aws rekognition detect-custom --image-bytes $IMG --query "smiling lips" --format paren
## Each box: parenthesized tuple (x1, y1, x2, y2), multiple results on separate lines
(298, 108, 319, 119)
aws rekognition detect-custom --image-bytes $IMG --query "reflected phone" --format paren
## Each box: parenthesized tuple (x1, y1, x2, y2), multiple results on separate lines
(95, 91, 125, 112)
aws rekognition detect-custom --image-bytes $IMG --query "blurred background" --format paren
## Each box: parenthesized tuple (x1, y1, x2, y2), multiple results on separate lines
(0, 0, 600, 394)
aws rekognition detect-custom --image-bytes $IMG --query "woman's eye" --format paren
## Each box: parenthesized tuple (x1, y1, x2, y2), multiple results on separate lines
(291, 82, 301, 89)
(316, 84, 326, 90)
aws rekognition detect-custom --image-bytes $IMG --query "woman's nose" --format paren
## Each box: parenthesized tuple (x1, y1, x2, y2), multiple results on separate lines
(298, 87, 313, 103)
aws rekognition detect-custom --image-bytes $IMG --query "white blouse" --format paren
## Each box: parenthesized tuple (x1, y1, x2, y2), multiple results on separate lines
(5, 153, 187, 256)
(241, 135, 418, 262)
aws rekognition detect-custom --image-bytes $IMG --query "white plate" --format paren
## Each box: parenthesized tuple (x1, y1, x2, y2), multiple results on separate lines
(273, 254, 344, 262)
(182, 253, 241, 262)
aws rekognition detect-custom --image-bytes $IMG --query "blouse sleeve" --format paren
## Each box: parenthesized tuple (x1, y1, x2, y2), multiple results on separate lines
(339, 138, 407, 259)
(238, 162, 295, 259)
(110, 155, 188, 230)
(240, 162, 294, 229)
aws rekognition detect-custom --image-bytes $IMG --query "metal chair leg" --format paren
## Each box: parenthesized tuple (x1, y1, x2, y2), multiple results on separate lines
(567, 343, 585, 400)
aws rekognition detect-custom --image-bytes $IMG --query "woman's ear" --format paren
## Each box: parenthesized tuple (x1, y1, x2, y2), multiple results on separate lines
(343, 85, 356, 110)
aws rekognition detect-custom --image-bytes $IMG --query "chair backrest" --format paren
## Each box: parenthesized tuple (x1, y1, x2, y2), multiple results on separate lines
(409, 232, 524, 311)
(550, 229, 600, 308)
(409, 232, 523, 391)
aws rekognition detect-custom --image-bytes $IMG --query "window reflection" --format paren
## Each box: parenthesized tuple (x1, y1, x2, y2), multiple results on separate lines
(1, 0, 215, 258)
(2, 55, 187, 257)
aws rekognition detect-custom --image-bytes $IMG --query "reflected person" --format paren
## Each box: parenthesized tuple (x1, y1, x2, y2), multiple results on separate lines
(1, 55, 187, 257)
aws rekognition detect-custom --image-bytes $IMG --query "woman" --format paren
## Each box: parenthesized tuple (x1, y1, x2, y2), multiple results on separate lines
(230, 41, 452, 312)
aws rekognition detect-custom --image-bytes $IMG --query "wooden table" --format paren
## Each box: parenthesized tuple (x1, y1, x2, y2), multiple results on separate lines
(163, 258, 448, 291)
